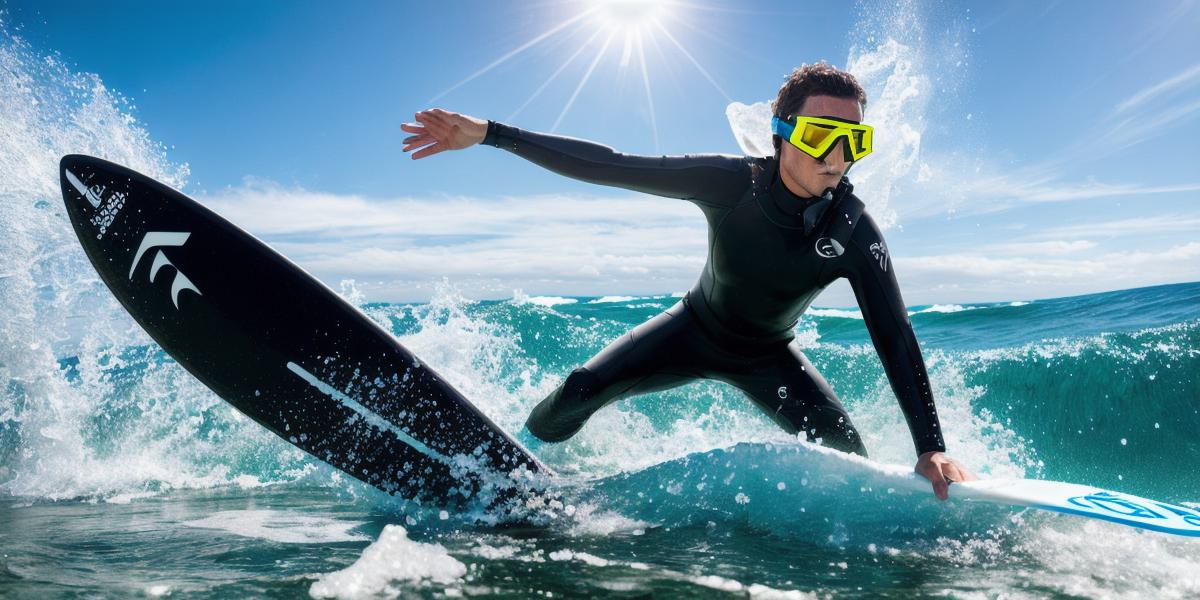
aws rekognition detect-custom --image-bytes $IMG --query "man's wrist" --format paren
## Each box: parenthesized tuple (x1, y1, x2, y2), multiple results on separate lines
(917, 437, 946, 456)
(482, 119, 504, 146)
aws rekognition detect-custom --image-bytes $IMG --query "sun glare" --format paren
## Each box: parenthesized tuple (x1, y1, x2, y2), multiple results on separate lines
(596, 0, 669, 32)
(428, 0, 740, 152)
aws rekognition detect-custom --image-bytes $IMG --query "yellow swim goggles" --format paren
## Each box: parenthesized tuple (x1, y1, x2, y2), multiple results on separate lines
(771, 115, 874, 162)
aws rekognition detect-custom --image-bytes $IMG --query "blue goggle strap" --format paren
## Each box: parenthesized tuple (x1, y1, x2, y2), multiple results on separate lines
(770, 116, 794, 141)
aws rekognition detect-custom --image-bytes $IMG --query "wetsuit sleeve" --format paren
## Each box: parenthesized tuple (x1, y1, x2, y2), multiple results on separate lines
(843, 212, 947, 455)
(482, 120, 749, 207)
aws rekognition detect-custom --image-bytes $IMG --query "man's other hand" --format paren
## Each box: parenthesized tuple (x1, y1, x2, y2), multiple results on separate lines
(401, 108, 488, 159)
(916, 451, 976, 501)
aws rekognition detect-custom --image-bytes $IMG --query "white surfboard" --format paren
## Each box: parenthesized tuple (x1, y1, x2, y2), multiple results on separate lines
(949, 478, 1200, 537)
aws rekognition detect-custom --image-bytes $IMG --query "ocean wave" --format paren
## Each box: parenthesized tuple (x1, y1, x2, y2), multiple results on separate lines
(587, 295, 640, 304)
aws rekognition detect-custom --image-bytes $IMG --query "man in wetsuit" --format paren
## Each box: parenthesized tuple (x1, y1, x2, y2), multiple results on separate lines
(401, 63, 975, 500)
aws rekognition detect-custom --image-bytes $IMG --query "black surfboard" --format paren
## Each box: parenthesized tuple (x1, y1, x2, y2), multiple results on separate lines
(59, 154, 550, 504)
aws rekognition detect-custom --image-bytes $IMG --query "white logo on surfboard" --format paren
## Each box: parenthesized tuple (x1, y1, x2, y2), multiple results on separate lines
(65, 168, 128, 239)
(130, 231, 202, 309)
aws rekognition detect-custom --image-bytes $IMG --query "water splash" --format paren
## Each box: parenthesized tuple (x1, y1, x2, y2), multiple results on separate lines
(0, 21, 304, 501)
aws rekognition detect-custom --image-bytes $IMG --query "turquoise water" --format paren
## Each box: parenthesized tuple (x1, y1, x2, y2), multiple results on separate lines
(2, 283, 1198, 598)
(3, 13, 1200, 599)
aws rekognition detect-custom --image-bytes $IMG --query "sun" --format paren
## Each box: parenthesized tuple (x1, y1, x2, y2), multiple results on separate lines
(427, 0, 738, 153)
(596, 0, 671, 33)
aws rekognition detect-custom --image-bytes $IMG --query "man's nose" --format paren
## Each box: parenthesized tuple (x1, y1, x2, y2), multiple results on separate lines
(822, 138, 848, 167)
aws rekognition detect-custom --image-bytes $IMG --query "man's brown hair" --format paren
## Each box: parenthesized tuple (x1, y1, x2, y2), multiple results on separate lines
(771, 62, 867, 155)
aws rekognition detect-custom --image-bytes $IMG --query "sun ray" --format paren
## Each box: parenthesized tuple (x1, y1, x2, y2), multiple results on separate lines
(634, 30, 661, 153)
(661, 7, 773, 68)
(661, 0, 810, 17)
(426, 6, 601, 105)
(652, 16, 732, 103)
(552, 31, 618, 132)
(506, 27, 607, 123)
(641, 19, 685, 96)
(620, 31, 634, 70)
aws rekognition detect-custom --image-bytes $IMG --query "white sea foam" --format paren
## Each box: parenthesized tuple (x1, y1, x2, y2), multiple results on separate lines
(528, 295, 578, 307)
(690, 574, 818, 599)
(184, 510, 369, 544)
(912, 304, 979, 314)
(587, 295, 638, 304)
(807, 307, 864, 319)
(565, 502, 650, 536)
(309, 524, 465, 598)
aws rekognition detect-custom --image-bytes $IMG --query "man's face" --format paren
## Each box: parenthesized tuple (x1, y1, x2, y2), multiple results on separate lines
(777, 95, 864, 198)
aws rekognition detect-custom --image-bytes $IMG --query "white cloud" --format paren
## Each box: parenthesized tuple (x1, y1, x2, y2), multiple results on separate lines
(1093, 97, 1200, 153)
(966, 178, 1200, 206)
(195, 181, 1199, 305)
(903, 157, 1200, 219)
(983, 240, 1096, 255)
(198, 181, 709, 301)
(1032, 214, 1200, 240)
(1114, 62, 1200, 114)
(894, 242, 1200, 302)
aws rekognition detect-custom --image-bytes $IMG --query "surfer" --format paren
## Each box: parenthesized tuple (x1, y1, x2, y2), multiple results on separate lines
(401, 62, 975, 500)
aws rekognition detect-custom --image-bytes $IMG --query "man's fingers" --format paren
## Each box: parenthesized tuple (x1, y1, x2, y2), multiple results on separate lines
(920, 463, 950, 500)
(944, 460, 977, 482)
(932, 469, 949, 500)
(411, 144, 447, 160)
(403, 140, 434, 153)
(944, 463, 966, 483)
(949, 460, 977, 481)
(932, 477, 949, 500)
(420, 109, 452, 128)
(425, 119, 453, 140)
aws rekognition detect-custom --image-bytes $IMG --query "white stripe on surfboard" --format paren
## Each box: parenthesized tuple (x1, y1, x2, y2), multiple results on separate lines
(286, 361, 449, 464)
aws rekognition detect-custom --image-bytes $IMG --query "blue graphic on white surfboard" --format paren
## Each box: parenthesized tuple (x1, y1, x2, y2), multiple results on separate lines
(947, 478, 1200, 537)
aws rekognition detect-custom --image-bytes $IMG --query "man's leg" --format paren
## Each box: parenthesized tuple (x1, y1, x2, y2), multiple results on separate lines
(526, 301, 702, 442)
(720, 341, 868, 457)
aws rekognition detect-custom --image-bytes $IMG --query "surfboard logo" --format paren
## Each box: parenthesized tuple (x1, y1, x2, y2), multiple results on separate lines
(129, 231, 203, 309)
(65, 169, 127, 239)
(814, 237, 844, 258)
(64, 169, 101, 208)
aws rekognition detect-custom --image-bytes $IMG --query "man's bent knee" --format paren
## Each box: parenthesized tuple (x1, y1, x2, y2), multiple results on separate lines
(525, 367, 601, 443)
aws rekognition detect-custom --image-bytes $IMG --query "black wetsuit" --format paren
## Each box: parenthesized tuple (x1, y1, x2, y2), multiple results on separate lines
(482, 120, 946, 458)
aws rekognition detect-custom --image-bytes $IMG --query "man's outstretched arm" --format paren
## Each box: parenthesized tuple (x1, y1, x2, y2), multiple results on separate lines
(842, 211, 975, 499)
(401, 108, 748, 206)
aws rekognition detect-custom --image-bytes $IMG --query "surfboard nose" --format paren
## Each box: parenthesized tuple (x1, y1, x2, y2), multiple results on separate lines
(60, 153, 91, 169)
(61, 154, 98, 215)
(60, 153, 99, 186)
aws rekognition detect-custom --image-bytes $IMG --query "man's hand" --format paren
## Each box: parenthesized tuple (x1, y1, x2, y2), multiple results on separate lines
(401, 108, 488, 160)
(915, 451, 976, 501)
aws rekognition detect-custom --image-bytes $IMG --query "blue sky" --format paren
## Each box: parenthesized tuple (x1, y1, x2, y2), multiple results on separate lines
(5, 0, 1199, 304)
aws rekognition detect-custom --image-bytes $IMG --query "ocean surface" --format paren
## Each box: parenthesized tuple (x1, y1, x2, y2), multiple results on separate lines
(4, 275, 1200, 599)
(3, 12, 1200, 600)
